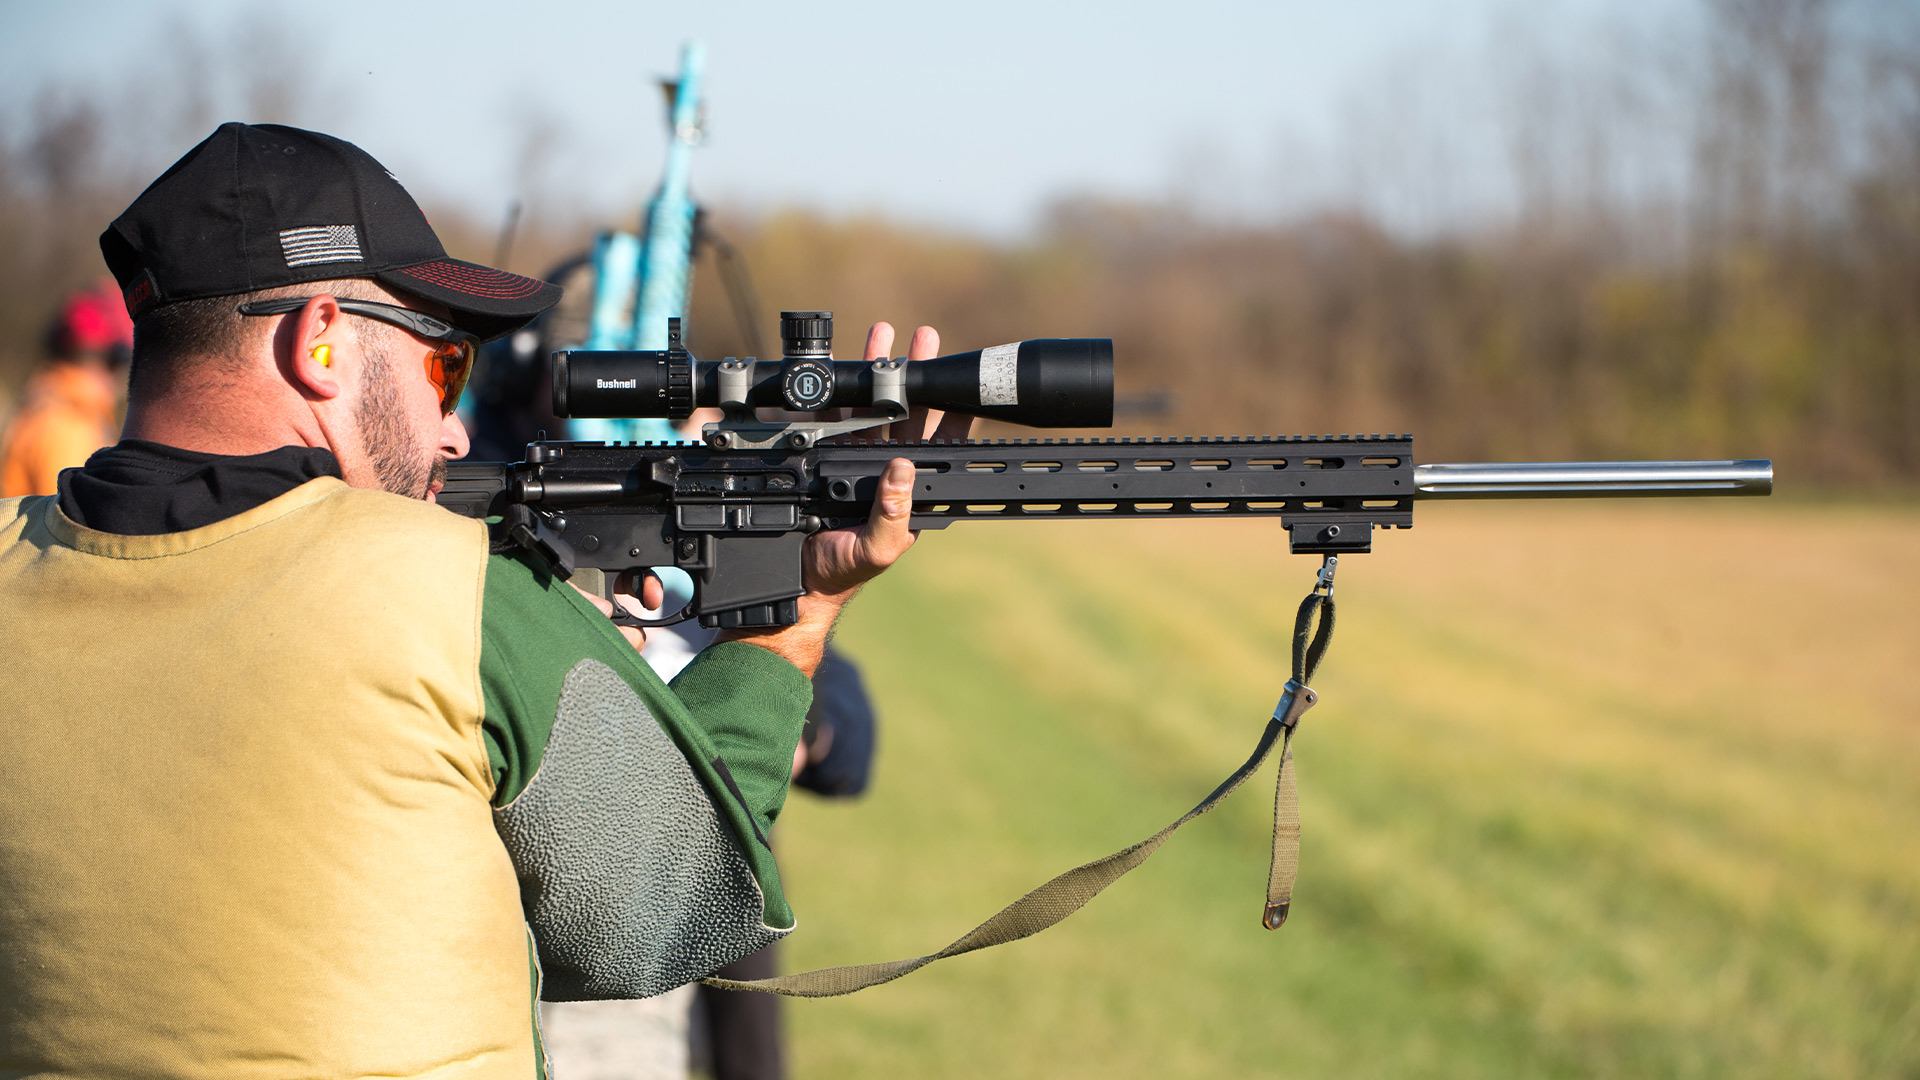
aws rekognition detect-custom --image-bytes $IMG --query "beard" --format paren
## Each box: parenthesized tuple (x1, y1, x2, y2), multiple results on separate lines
(355, 339, 441, 499)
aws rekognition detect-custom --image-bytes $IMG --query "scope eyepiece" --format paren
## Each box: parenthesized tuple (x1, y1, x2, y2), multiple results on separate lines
(552, 340, 695, 421)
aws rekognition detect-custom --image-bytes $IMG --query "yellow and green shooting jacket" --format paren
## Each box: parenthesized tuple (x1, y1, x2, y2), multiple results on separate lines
(0, 456, 811, 1080)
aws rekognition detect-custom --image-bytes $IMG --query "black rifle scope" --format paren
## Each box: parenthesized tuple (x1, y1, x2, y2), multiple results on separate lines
(553, 311, 1113, 428)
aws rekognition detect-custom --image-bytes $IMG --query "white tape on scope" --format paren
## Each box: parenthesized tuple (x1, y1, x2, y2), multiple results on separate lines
(979, 342, 1021, 406)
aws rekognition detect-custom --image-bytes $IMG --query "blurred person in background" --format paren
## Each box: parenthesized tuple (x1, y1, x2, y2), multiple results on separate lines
(0, 279, 132, 496)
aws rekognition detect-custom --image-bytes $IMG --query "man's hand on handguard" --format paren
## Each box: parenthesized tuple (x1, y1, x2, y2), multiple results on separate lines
(717, 322, 973, 677)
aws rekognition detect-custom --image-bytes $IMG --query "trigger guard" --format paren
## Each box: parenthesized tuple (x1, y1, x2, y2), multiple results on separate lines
(608, 598, 697, 629)
(604, 566, 698, 629)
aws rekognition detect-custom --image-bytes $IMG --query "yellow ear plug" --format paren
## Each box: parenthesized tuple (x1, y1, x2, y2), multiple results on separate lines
(312, 344, 331, 367)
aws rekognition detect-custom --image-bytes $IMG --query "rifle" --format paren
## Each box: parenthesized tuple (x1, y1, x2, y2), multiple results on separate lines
(440, 310, 1772, 994)
(440, 311, 1772, 629)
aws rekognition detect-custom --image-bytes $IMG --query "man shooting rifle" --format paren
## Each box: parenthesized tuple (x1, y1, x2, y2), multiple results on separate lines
(0, 122, 960, 1077)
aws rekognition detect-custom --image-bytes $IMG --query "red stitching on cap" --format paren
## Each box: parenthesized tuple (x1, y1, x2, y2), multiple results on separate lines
(393, 261, 546, 299)
(123, 277, 155, 316)
(395, 263, 543, 297)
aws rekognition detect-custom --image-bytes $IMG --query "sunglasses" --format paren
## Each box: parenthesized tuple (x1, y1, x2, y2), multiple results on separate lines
(237, 296, 478, 415)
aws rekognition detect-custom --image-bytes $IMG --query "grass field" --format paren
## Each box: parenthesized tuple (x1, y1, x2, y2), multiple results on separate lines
(768, 499, 1919, 1079)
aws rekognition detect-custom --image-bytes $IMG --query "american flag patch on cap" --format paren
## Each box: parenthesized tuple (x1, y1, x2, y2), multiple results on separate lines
(279, 225, 363, 267)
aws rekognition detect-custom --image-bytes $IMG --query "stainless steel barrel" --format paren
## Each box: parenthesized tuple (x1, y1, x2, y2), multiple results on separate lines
(1413, 460, 1773, 499)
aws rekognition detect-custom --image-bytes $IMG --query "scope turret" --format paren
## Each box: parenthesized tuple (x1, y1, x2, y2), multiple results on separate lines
(553, 312, 1113, 429)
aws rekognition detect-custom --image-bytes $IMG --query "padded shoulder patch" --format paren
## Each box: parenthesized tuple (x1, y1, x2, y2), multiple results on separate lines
(494, 659, 787, 1001)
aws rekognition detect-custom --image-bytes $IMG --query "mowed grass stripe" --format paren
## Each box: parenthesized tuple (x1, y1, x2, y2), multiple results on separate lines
(771, 502, 1919, 1079)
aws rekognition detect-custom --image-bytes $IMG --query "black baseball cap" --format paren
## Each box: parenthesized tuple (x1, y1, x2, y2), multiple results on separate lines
(99, 122, 560, 342)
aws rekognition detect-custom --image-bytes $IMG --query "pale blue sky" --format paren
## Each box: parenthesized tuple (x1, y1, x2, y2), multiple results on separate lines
(3, 0, 1691, 233)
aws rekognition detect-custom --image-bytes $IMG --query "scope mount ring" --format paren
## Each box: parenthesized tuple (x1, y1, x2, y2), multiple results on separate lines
(702, 408, 907, 451)
(706, 355, 912, 450)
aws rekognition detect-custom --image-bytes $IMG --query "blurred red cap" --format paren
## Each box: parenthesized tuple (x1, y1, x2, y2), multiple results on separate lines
(53, 280, 136, 357)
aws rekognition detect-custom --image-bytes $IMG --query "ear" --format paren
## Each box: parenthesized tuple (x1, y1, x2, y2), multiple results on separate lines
(281, 295, 347, 402)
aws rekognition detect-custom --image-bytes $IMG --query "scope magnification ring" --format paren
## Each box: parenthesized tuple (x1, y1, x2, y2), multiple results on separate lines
(781, 360, 835, 411)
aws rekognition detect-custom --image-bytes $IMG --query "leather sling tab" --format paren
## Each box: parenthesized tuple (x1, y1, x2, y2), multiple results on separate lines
(1265, 585, 1334, 930)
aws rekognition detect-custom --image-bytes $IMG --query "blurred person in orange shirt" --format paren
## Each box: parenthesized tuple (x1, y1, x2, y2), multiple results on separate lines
(0, 281, 133, 496)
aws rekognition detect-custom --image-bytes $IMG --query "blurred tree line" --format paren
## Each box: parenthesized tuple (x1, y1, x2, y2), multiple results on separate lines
(2, 0, 1914, 484)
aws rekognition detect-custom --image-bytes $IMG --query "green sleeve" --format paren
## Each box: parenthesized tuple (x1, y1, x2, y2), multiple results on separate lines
(476, 551, 813, 922)
(669, 641, 819, 838)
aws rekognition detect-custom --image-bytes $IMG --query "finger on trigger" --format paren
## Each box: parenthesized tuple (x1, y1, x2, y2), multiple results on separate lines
(612, 569, 668, 614)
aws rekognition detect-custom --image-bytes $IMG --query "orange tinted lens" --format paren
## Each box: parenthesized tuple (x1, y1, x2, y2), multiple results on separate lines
(426, 340, 474, 414)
